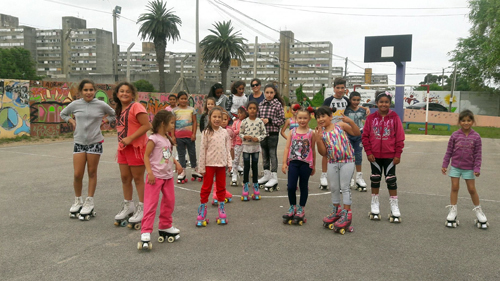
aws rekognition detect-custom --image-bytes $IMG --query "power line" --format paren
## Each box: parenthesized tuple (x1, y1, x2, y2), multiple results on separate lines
(42, 0, 136, 23)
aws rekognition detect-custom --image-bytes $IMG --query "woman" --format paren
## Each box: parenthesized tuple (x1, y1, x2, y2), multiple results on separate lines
(248, 78, 265, 105)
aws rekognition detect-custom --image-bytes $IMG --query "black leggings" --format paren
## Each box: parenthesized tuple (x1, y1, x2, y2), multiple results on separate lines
(287, 160, 312, 207)
(370, 158, 397, 190)
(243, 152, 259, 183)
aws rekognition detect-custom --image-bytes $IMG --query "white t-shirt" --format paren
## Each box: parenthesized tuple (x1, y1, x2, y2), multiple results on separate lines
(230, 95, 248, 115)
(329, 97, 349, 123)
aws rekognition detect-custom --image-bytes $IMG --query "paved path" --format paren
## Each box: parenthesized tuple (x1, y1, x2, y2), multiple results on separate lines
(1, 134, 499, 280)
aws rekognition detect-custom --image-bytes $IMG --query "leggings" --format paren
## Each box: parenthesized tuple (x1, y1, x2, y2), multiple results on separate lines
(328, 162, 355, 205)
(176, 138, 197, 169)
(370, 158, 397, 190)
(260, 134, 279, 172)
(287, 160, 312, 207)
(243, 152, 259, 183)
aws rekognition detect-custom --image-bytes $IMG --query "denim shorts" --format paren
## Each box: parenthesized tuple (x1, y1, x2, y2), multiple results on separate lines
(449, 166, 475, 180)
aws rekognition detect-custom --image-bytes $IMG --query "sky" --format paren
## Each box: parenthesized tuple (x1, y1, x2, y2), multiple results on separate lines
(4, 0, 473, 86)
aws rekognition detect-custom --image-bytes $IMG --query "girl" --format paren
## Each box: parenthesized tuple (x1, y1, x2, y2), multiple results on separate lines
(207, 83, 228, 110)
(211, 111, 234, 205)
(344, 91, 369, 191)
(197, 107, 232, 226)
(281, 106, 316, 225)
(173, 91, 202, 183)
(239, 101, 267, 201)
(113, 82, 151, 228)
(61, 79, 116, 220)
(227, 80, 248, 120)
(316, 106, 360, 234)
(231, 106, 248, 185)
(199, 97, 216, 132)
(139, 110, 183, 249)
(442, 110, 488, 229)
(362, 91, 405, 223)
(280, 101, 300, 140)
(248, 78, 265, 104)
(257, 84, 285, 191)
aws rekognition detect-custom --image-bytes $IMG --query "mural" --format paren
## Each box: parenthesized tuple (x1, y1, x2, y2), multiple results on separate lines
(0, 79, 31, 138)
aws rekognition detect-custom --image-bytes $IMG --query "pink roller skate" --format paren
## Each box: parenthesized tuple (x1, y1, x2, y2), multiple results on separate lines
(196, 203, 209, 227)
(216, 201, 228, 225)
(333, 209, 353, 235)
(282, 205, 296, 224)
(241, 182, 250, 201)
(251, 183, 261, 200)
(293, 206, 306, 225)
(323, 205, 342, 229)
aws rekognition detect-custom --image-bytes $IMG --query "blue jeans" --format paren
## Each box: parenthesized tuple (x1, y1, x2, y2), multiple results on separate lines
(260, 134, 279, 172)
(287, 160, 312, 207)
(176, 138, 197, 169)
(348, 134, 363, 166)
(243, 152, 259, 183)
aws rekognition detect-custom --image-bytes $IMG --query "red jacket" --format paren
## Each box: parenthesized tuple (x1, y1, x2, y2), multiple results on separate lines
(362, 110, 405, 159)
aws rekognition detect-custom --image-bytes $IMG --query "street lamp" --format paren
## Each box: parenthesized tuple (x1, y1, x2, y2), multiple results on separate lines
(113, 6, 121, 82)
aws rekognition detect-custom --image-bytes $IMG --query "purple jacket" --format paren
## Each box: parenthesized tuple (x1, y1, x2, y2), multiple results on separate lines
(442, 129, 482, 173)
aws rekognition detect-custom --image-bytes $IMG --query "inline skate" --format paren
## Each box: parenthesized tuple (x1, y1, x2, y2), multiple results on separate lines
(78, 197, 96, 221)
(282, 205, 296, 224)
(196, 203, 209, 227)
(369, 194, 381, 220)
(216, 201, 228, 225)
(388, 197, 401, 223)
(69, 197, 83, 218)
(323, 205, 342, 229)
(445, 205, 459, 228)
(137, 232, 152, 250)
(114, 200, 135, 227)
(473, 205, 489, 229)
(334, 209, 354, 234)
(241, 182, 250, 201)
(251, 183, 261, 200)
(158, 226, 180, 243)
(127, 202, 143, 230)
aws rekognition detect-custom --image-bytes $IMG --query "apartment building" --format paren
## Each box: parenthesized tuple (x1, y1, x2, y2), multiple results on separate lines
(0, 14, 37, 61)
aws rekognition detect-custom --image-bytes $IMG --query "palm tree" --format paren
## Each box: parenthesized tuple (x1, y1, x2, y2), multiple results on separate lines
(137, 0, 181, 93)
(200, 21, 247, 89)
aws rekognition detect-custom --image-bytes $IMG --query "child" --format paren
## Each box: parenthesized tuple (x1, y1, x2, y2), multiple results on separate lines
(207, 83, 228, 110)
(344, 91, 369, 191)
(231, 106, 248, 185)
(60, 79, 116, 220)
(362, 91, 405, 223)
(280, 102, 300, 140)
(211, 111, 234, 205)
(239, 101, 267, 201)
(257, 84, 285, 191)
(165, 94, 177, 112)
(138, 110, 183, 250)
(112, 82, 151, 228)
(281, 106, 316, 225)
(173, 91, 202, 183)
(316, 106, 360, 234)
(197, 107, 232, 226)
(442, 110, 489, 229)
(199, 97, 216, 132)
(227, 80, 248, 120)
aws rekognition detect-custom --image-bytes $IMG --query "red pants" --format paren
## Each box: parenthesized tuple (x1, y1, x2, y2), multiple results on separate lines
(141, 177, 175, 234)
(201, 166, 226, 204)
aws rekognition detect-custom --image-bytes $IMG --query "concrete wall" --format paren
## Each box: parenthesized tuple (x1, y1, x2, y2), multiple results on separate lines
(404, 109, 500, 128)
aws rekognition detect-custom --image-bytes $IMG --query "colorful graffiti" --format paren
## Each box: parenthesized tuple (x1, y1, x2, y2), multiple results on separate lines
(0, 79, 31, 138)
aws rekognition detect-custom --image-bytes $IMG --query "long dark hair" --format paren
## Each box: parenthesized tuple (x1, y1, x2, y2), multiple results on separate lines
(263, 84, 285, 106)
(78, 79, 96, 94)
(208, 83, 224, 99)
(315, 105, 335, 117)
(204, 106, 224, 136)
(113, 81, 137, 117)
(231, 80, 246, 95)
(151, 110, 174, 144)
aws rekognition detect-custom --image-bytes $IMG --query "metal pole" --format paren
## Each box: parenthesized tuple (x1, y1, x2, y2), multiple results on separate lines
(449, 64, 457, 112)
(394, 61, 406, 122)
(344, 57, 348, 78)
(253, 36, 258, 78)
(113, 10, 118, 82)
(195, 0, 200, 94)
(126, 42, 135, 82)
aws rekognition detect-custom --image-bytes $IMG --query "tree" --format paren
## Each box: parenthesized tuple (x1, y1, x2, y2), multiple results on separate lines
(0, 47, 38, 80)
(200, 21, 247, 89)
(133, 79, 156, 92)
(450, 0, 500, 89)
(137, 0, 181, 93)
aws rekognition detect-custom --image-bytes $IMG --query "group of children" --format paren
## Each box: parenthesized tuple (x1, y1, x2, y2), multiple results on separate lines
(63, 77, 490, 250)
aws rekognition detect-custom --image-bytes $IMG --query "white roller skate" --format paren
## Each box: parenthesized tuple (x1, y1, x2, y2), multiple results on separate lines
(137, 232, 152, 250)
(355, 172, 367, 192)
(114, 200, 135, 227)
(264, 172, 279, 192)
(368, 194, 380, 220)
(191, 169, 203, 182)
(445, 205, 459, 228)
(158, 226, 180, 243)
(388, 197, 401, 223)
(237, 166, 244, 176)
(127, 202, 143, 230)
(473, 205, 489, 229)
(69, 197, 83, 218)
(78, 197, 96, 221)
(177, 170, 187, 184)
(319, 172, 328, 190)
(258, 170, 271, 189)
(231, 171, 239, 186)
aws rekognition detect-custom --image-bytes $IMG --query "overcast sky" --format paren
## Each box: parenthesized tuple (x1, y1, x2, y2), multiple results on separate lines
(5, 0, 472, 86)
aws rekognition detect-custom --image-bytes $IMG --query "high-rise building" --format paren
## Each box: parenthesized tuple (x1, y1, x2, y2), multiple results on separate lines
(0, 14, 37, 61)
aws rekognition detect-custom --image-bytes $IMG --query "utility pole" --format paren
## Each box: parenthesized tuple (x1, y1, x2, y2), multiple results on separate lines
(253, 36, 258, 78)
(126, 42, 135, 82)
(344, 57, 348, 78)
(441, 68, 445, 87)
(195, 0, 200, 94)
(113, 6, 121, 82)
(279, 31, 293, 98)
(449, 64, 457, 112)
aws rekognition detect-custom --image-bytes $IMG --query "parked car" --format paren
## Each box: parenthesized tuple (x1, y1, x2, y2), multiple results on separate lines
(361, 100, 395, 108)
(406, 102, 448, 112)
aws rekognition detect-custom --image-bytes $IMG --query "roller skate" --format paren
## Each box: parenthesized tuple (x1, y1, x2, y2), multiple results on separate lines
(445, 205, 459, 228)
(158, 226, 180, 243)
(212, 191, 233, 205)
(293, 206, 307, 225)
(258, 170, 271, 189)
(177, 170, 187, 184)
(323, 205, 342, 229)
(78, 197, 96, 221)
(69, 197, 83, 218)
(350, 178, 355, 189)
(282, 205, 296, 224)
(191, 170, 203, 182)
(231, 171, 239, 186)
(216, 201, 228, 225)
(127, 202, 143, 230)
(196, 203, 209, 227)
(251, 183, 261, 200)
(137, 232, 152, 250)
(114, 200, 135, 227)
(355, 172, 367, 192)
(241, 182, 250, 201)
(368, 194, 381, 220)
(237, 166, 244, 176)
(319, 172, 328, 190)
(333, 209, 354, 234)
(264, 172, 279, 192)
(212, 191, 219, 206)
(388, 197, 401, 223)
(473, 205, 489, 229)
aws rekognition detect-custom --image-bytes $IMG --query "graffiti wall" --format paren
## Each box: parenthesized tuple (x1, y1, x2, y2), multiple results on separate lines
(0, 79, 31, 138)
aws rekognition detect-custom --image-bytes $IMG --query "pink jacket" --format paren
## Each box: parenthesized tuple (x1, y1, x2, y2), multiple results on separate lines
(198, 127, 232, 174)
(362, 110, 405, 159)
(231, 119, 243, 146)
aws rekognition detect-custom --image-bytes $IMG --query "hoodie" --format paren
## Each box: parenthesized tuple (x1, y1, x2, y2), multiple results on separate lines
(362, 110, 405, 159)
(442, 129, 482, 173)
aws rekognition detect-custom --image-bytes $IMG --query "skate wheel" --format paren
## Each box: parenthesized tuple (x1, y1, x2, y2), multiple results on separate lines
(269, 188, 273, 193)
(202, 221, 207, 227)
(276, 186, 280, 191)
(114, 221, 119, 226)
(158, 236, 165, 243)
(288, 220, 292, 225)
(127, 223, 133, 229)
(148, 242, 152, 250)
(85, 215, 90, 221)
(198, 178, 202, 182)
(217, 219, 221, 225)
(299, 221, 303, 226)
(389, 217, 394, 223)
(137, 242, 142, 250)
(240, 196, 244, 201)
(120, 220, 127, 227)
(339, 229, 346, 235)
(167, 236, 175, 243)
(134, 223, 141, 230)
(304, 218, 307, 223)
(328, 224, 334, 230)
(224, 198, 228, 203)
(348, 226, 354, 232)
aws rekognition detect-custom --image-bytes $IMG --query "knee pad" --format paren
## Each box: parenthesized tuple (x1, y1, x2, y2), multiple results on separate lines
(370, 174, 381, 183)
(386, 175, 397, 190)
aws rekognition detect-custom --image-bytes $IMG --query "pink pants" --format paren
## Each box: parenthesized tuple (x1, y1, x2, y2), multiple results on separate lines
(141, 177, 175, 234)
(201, 166, 226, 203)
